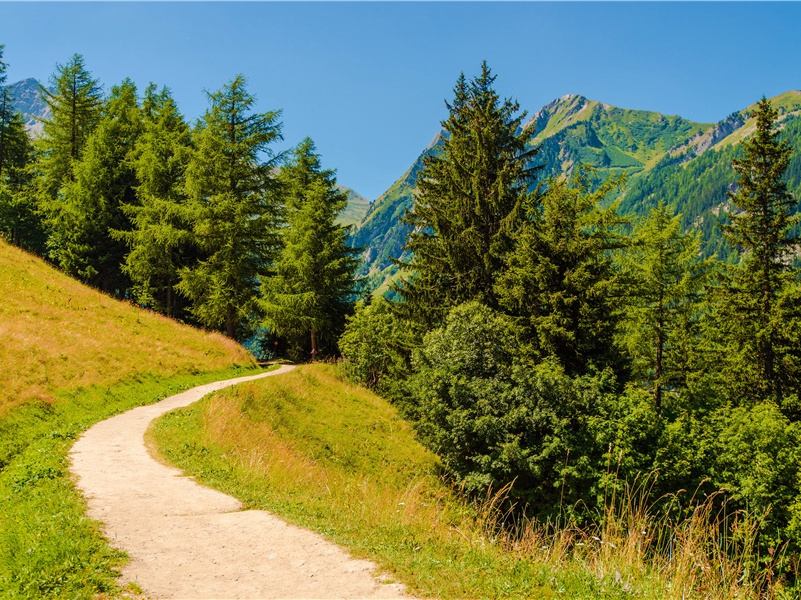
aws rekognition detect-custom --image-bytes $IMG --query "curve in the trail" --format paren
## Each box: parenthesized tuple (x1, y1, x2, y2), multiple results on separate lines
(69, 364, 409, 600)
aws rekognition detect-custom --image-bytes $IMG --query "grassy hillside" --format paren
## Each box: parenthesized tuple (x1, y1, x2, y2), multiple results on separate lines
(0, 239, 259, 599)
(336, 185, 371, 226)
(153, 364, 771, 600)
(0, 239, 253, 414)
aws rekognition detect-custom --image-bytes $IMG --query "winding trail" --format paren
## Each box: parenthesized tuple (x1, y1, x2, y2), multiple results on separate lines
(69, 365, 409, 599)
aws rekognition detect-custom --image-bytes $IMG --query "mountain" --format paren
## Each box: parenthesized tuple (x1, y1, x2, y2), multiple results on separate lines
(336, 185, 370, 226)
(4, 78, 49, 135)
(352, 91, 801, 293)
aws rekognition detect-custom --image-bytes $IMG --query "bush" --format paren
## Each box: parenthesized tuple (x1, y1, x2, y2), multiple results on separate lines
(409, 302, 624, 515)
(338, 298, 418, 398)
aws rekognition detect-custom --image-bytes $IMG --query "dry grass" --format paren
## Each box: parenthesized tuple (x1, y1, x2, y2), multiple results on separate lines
(0, 239, 253, 414)
(153, 364, 785, 599)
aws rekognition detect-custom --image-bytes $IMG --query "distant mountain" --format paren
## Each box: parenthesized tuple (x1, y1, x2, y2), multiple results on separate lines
(4, 78, 49, 135)
(350, 91, 801, 294)
(336, 185, 370, 227)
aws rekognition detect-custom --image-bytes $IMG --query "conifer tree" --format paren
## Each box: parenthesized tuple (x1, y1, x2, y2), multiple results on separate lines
(0, 45, 43, 252)
(719, 97, 798, 405)
(395, 62, 539, 326)
(620, 202, 713, 408)
(496, 170, 627, 375)
(116, 84, 193, 316)
(260, 138, 359, 359)
(177, 75, 283, 340)
(49, 79, 141, 295)
(36, 54, 102, 200)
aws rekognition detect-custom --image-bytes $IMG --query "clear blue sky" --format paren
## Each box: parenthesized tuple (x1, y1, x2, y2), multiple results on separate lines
(2, 2, 800, 200)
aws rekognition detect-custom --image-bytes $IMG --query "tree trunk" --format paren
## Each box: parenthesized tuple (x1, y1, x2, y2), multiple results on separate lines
(226, 305, 236, 339)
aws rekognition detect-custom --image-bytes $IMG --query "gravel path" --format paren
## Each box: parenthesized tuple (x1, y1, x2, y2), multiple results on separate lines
(69, 365, 409, 599)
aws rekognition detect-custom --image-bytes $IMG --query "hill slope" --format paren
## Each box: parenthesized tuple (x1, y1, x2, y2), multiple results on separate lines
(0, 238, 253, 414)
(336, 185, 371, 226)
(352, 91, 801, 292)
(0, 238, 257, 599)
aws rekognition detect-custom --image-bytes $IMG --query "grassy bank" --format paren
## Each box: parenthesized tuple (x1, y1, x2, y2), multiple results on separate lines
(0, 239, 259, 598)
(151, 364, 779, 599)
(0, 366, 265, 599)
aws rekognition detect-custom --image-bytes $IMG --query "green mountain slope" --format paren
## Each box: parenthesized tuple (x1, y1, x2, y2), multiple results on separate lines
(335, 185, 370, 226)
(352, 91, 801, 293)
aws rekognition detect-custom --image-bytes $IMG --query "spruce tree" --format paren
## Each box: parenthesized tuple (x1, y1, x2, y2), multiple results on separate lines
(395, 62, 539, 326)
(116, 84, 194, 316)
(719, 97, 798, 405)
(49, 79, 142, 295)
(495, 170, 627, 375)
(261, 138, 359, 359)
(177, 75, 283, 340)
(620, 202, 713, 408)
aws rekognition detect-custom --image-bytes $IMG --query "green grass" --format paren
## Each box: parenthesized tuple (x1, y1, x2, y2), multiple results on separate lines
(0, 364, 264, 600)
(151, 364, 769, 600)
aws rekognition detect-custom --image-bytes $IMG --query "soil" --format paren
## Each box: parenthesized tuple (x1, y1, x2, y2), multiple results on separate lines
(69, 365, 410, 599)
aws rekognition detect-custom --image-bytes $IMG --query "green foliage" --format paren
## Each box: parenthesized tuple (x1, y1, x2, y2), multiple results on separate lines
(409, 302, 618, 512)
(716, 98, 800, 407)
(618, 202, 715, 407)
(338, 297, 419, 397)
(395, 63, 539, 325)
(46, 79, 141, 295)
(706, 403, 801, 558)
(260, 138, 359, 359)
(36, 54, 102, 202)
(496, 170, 628, 375)
(177, 75, 283, 339)
(0, 48, 42, 253)
(116, 84, 194, 317)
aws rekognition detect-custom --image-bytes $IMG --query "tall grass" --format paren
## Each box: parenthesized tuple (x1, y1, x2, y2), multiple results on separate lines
(152, 364, 788, 599)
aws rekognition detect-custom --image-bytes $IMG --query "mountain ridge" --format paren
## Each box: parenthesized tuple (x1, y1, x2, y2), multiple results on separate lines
(352, 89, 801, 294)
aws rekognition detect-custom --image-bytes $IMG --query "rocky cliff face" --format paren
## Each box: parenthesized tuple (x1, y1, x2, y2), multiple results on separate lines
(4, 78, 49, 135)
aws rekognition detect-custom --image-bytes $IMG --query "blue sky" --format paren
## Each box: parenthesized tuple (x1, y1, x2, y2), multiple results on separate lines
(1, 2, 800, 200)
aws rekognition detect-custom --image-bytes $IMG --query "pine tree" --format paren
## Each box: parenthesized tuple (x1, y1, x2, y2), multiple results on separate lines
(495, 170, 627, 375)
(395, 62, 539, 326)
(719, 97, 798, 405)
(260, 138, 359, 359)
(0, 45, 43, 252)
(36, 54, 102, 199)
(619, 202, 713, 408)
(48, 79, 142, 295)
(116, 84, 194, 316)
(177, 75, 283, 340)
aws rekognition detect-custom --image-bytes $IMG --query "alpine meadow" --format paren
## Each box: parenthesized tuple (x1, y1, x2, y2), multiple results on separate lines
(2, 25, 801, 600)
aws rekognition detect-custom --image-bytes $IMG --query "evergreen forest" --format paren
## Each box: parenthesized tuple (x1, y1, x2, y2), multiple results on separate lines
(3, 46, 801, 593)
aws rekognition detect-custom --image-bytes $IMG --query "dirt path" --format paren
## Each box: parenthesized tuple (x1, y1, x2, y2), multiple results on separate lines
(69, 365, 409, 599)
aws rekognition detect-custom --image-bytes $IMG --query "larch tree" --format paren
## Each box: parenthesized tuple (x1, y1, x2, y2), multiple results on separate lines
(177, 75, 283, 340)
(719, 97, 799, 406)
(261, 138, 360, 359)
(50, 79, 142, 295)
(116, 84, 194, 316)
(395, 62, 540, 326)
(36, 54, 102, 201)
(619, 202, 714, 408)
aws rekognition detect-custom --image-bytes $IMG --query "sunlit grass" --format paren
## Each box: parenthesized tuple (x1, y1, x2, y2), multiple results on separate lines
(152, 364, 785, 599)
(0, 238, 258, 598)
(0, 239, 253, 415)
